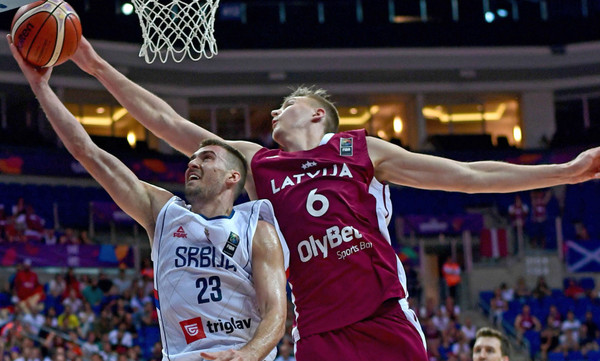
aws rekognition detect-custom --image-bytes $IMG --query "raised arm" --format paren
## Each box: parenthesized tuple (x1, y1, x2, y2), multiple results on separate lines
(70, 37, 262, 156)
(367, 136, 600, 193)
(8, 35, 172, 243)
(201, 220, 287, 361)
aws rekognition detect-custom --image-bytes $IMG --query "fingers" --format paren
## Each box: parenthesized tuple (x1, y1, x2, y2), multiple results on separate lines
(199, 352, 217, 360)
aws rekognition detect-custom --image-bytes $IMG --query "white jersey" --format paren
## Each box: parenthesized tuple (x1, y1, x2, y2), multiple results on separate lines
(152, 196, 289, 361)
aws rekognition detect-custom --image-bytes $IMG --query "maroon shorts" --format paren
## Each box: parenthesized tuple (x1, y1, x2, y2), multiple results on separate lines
(294, 299, 427, 361)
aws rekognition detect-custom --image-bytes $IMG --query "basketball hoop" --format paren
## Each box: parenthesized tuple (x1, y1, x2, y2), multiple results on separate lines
(131, 0, 219, 63)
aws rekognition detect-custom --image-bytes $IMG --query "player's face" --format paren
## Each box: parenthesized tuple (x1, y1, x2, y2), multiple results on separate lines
(271, 96, 318, 142)
(473, 336, 507, 361)
(185, 145, 229, 201)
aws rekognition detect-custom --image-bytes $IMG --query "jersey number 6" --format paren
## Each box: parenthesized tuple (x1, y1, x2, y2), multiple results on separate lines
(306, 188, 329, 217)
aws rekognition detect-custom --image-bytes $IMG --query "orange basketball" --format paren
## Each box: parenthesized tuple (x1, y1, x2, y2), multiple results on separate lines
(11, 0, 82, 67)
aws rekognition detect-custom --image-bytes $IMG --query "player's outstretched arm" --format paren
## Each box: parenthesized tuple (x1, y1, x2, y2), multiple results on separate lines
(70, 36, 210, 157)
(8, 35, 172, 242)
(200, 220, 287, 361)
(367, 136, 600, 193)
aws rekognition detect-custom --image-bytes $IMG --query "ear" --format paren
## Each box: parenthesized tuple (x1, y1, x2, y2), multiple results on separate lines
(226, 169, 242, 188)
(311, 108, 325, 123)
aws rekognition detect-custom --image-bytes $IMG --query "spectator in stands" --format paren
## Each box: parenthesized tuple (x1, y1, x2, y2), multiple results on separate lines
(579, 323, 599, 357)
(442, 257, 462, 303)
(62, 267, 81, 300)
(499, 282, 514, 303)
(547, 305, 562, 329)
(451, 332, 472, 360)
(513, 277, 531, 302)
(432, 307, 450, 332)
(81, 332, 101, 360)
(575, 221, 592, 241)
(561, 310, 582, 339)
(490, 288, 508, 327)
(514, 304, 541, 343)
(82, 277, 104, 313)
(17, 205, 45, 242)
(438, 332, 454, 360)
(57, 305, 80, 332)
(77, 230, 94, 245)
(275, 335, 295, 361)
(472, 327, 510, 361)
(97, 272, 114, 295)
(108, 321, 134, 354)
(47, 274, 66, 299)
(77, 301, 96, 337)
(42, 228, 58, 245)
(564, 278, 585, 299)
(558, 328, 580, 356)
(59, 228, 77, 245)
(404, 261, 422, 306)
(99, 339, 118, 361)
(11, 197, 25, 217)
(140, 259, 153, 280)
(540, 317, 561, 361)
(441, 296, 461, 321)
(62, 288, 83, 314)
(21, 306, 44, 336)
(583, 311, 599, 339)
(508, 194, 529, 227)
(529, 189, 552, 249)
(420, 297, 437, 320)
(12, 259, 44, 314)
(532, 275, 552, 300)
(112, 266, 131, 294)
(460, 316, 477, 342)
(508, 194, 529, 253)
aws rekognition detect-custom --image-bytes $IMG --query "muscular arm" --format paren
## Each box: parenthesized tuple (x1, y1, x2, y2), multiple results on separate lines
(201, 220, 287, 361)
(71, 37, 262, 196)
(367, 136, 600, 193)
(9, 36, 172, 244)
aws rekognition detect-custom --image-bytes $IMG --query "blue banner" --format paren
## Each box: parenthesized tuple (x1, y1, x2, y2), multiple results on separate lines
(566, 240, 600, 273)
(0, 243, 134, 268)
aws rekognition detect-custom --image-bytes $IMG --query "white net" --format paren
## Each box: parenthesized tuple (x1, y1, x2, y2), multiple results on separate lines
(131, 0, 220, 63)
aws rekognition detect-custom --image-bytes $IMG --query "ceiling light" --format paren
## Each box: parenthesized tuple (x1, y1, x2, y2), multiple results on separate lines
(422, 103, 507, 122)
(127, 131, 137, 148)
(393, 116, 403, 134)
(513, 126, 522, 142)
(339, 111, 371, 126)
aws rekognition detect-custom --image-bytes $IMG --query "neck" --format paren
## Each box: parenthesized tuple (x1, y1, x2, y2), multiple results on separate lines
(189, 198, 234, 219)
(280, 129, 326, 152)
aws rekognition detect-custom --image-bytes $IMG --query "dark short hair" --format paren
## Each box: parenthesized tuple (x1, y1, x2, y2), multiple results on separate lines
(199, 139, 247, 198)
(475, 327, 510, 357)
(285, 86, 339, 134)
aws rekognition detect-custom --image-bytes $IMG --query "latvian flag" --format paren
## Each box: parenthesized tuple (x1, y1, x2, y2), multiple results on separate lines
(480, 228, 508, 258)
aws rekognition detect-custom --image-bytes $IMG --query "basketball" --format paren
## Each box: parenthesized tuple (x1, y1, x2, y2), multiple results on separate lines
(10, 0, 82, 67)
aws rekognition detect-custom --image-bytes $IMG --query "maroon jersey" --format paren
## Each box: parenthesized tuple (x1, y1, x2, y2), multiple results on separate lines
(251, 129, 407, 339)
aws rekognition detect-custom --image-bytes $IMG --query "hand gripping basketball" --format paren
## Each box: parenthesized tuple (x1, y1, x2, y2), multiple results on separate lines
(10, 0, 82, 67)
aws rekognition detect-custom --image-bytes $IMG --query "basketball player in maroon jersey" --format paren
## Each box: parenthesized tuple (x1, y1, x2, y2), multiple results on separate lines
(68, 36, 600, 361)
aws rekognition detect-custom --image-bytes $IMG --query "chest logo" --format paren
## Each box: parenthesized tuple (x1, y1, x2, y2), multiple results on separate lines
(179, 317, 206, 344)
(223, 232, 240, 257)
(301, 161, 317, 170)
(340, 138, 353, 156)
(174, 226, 188, 238)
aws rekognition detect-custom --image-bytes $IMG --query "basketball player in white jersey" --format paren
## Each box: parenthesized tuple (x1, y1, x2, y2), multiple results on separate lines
(9, 36, 289, 361)
(67, 37, 600, 361)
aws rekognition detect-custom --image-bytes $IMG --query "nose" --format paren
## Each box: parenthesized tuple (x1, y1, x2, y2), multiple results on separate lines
(271, 109, 280, 118)
(188, 158, 199, 169)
